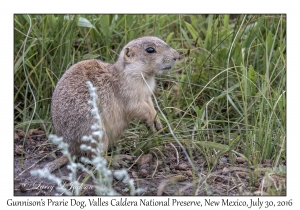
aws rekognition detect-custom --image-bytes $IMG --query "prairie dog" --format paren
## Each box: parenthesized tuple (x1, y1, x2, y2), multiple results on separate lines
(51, 36, 179, 158)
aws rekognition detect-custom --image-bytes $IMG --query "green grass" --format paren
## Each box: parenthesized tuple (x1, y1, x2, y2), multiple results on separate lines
(14, 14, 286, 195)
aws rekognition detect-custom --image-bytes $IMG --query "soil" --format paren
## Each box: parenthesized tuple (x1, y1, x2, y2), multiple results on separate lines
(14, 128, 286, 196)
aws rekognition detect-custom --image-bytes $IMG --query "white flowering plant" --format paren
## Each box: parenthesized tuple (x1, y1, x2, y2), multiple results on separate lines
(31, 81, 141, 195)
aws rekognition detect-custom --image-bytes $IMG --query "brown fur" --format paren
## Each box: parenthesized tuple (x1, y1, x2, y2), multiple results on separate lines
(51, 36, 179, 157)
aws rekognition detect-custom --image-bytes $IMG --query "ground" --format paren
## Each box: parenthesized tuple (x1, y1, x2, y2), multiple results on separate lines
(14, 128, 286, 196)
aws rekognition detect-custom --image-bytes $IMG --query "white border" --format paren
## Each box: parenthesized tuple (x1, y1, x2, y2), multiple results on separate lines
(2, 0, 299, 209)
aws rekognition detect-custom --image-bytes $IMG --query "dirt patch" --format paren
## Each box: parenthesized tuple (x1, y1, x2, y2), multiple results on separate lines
(14, 129, 286, 196)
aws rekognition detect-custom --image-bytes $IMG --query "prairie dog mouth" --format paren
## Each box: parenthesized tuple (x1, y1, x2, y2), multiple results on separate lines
(162, 66, 172, 70)
(158, 66, 172, 74)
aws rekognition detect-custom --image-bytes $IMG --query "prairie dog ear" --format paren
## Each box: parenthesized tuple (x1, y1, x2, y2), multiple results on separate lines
(124, 47, 135, 63)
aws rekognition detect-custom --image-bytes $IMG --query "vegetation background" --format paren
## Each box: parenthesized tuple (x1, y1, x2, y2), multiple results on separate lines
(14, 14, 286, 195)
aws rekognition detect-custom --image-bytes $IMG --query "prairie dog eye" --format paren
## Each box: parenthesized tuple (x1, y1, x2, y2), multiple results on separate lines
(145, 47, 156, 53)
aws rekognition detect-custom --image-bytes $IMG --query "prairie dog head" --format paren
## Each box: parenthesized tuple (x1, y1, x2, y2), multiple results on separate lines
(118, 36, 179, 77)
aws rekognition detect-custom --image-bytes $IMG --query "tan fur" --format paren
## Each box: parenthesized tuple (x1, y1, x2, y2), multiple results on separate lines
(51, 36, 179, 157)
